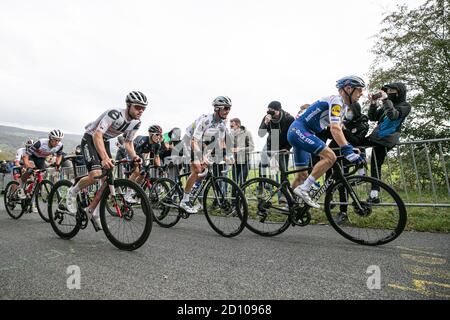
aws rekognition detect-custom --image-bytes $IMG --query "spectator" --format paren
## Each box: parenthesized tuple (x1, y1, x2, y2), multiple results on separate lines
(258, 101, 295, 187)
(229, 118, 255, 185)
(325, 102, 370, 223)
(161, 127, 184, 179)
(115, 135, 128, 178)
(361, 82, 411, 203)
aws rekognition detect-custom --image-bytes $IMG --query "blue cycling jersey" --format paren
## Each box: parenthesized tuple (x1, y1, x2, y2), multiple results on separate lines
(295, 95, 347, 133)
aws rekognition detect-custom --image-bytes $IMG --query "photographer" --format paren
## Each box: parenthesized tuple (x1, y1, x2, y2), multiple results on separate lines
(258, 101, 295, 186)
(361, 82, 411, 203)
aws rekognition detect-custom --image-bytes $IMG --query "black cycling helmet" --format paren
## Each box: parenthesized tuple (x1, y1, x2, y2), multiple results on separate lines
(126, 91, 148, 106)
(148, 124, 163, 135)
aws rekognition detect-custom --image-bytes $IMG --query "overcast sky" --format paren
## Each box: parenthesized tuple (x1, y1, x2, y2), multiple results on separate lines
(0, 0, 424, 148)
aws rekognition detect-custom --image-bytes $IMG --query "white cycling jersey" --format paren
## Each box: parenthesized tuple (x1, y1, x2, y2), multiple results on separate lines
(15, 148, 27, 162)
(26, 139, 63, 158)
(84, 108, 141, 142)
(185, 113, 227, 143)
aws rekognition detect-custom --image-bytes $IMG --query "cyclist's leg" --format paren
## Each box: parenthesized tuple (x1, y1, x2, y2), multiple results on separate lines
(66, 134, 107, 212)
(287, 124, 312, 190)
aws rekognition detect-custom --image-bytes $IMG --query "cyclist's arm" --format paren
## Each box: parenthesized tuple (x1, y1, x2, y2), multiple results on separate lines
(329, 123, 348, 147)
(93, 131, 111, 161)
(124, 140, 137, 160)
(22, 154, 32, 168)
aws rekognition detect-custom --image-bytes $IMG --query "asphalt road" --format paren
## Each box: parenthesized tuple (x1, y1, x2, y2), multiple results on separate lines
(1, 200, 449, 300)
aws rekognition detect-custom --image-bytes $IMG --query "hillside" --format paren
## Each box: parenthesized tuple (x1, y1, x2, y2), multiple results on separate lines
(0, 125, 83, 160)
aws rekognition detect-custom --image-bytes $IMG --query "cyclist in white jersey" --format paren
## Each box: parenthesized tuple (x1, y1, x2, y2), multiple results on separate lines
(65, 91, 148, 229)
(180, 96, 233, 213)
(287, 76, 366, 208)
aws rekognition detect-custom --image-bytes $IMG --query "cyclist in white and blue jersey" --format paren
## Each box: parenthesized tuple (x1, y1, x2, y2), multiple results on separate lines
(287, 76, 366, 208)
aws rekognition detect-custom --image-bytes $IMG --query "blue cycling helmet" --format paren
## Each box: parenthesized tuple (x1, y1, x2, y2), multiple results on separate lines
(336, 76, 366, 89)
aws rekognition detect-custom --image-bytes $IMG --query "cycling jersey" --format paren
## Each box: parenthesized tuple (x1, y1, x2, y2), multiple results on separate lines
(295, 95, 347, 133)
(84, 108, 141, 141)
(133, 135, 161, 157)
(185, 114, 227, 143)
(15, 148, 27, 164)
(27, 139, 63, 158)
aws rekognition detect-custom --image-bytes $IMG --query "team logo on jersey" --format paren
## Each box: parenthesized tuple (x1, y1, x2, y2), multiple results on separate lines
(331, 104, 341, 117)
(108, 110, 121, 120)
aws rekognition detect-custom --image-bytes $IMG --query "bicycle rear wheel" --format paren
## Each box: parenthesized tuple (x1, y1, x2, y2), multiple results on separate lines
(100, 179, 153, 251)
(203, 176, 248, 237)
(324, 175, 407, 246)
(4, 181, 25, 219)
(35, 179, 53, 222)
(241, 177, 291, 236)
(148, 177, 182, 228)
(48, 180, 81, 239)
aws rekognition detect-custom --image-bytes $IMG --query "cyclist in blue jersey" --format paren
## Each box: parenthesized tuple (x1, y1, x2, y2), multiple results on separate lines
(287, 76, 366, 208)
(128, 124, 163, 193)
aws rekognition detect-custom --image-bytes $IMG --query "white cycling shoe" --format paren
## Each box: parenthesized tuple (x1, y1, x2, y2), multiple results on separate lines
(294, 187, 320, 209)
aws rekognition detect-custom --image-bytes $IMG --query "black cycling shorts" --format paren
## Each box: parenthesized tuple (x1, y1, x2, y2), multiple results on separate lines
(29, 155, 46, 170)
(81, 133, 111, 172)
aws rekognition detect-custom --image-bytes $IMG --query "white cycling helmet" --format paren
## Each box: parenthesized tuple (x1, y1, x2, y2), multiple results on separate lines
(126, 91, 148, 106)
(212, 96, 232, 109)
(25, 138, 34, 147)
(49, 129, 64, 140)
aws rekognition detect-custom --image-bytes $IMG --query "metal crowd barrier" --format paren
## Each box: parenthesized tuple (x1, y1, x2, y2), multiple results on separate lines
(1, 138, 448, 208)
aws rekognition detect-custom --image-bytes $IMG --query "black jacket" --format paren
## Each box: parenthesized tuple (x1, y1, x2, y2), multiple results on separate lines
(258, 110, 295, 151)
(321, 102, 369, 148)
(367, 82, 411, 148)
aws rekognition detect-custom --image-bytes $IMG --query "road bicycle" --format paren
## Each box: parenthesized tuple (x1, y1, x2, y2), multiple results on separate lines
(3, 167, 53, 222)
(47, 159, 153, 251)
(241, 152, 407, 246)
(148, 161, 248, 237)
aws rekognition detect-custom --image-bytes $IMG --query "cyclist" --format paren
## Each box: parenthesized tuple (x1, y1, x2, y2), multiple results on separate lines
(14, 138, 34, 174)
(65, 91, 148, 229)
(180, 96, 233, 213)
(128, 124, 163, 193)
(287, 76, 366, 208)
(17, 130, 64, 199)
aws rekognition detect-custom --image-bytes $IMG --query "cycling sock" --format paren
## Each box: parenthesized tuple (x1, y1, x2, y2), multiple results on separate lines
(370, 190, 379, 198)
(182, 192, 190, 203)
(300, 176, 317, 191)
(69, 184, 80, 196)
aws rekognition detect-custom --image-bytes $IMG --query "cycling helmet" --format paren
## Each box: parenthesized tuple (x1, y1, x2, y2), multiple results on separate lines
(126, 91, 148, 106)
(148, 124, 163, 135)
(49, 129, 64, 140)
(212, 96, 232, 109)
(336, 76, 366, 89)
(25, 138, 34, 147)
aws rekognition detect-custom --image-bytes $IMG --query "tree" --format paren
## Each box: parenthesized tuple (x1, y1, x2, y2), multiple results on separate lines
(368, 0, 449, 140)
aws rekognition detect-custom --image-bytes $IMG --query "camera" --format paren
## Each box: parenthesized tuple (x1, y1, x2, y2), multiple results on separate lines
(371, 92, 383, 100)
(267, 110, 276, 116)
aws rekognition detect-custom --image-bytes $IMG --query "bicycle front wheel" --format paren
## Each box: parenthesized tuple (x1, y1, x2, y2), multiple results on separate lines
(148, 177, 182, 228)
(203, 177, 248, 237)
(35, 179, 53, 222)
(100, 179, 153, 251)
(324, 175, 407, 246)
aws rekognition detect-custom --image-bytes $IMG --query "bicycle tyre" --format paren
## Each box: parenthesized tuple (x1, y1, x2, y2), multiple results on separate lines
(35, 179, 53, 222)
(148, 177, 182, 228)
(324, 175, 407, 246)
(100, 179, 153, 251)
(241, 177, 291, 237)
(203, 176, 248, 237)
(48, 179, 81, 239)
(4, 181, 25, 219)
